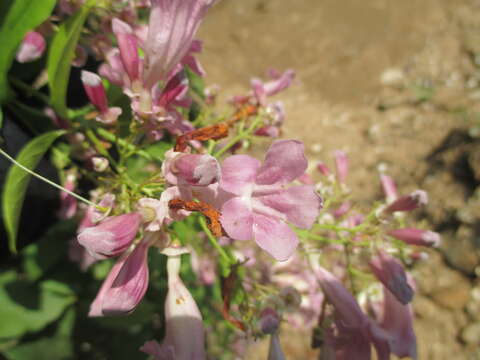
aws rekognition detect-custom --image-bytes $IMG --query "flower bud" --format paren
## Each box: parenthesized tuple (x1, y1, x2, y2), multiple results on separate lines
(112, 18, 140, 82)
(164, 150, 220, 186)
(380, 174, 398, 203)
(388, 228, 441, 247)
(369, 250, 414, 305)
(316, 161, 331, 177)
(334, 150, 348, 184)
(384, 190, 428, 214)
(77, 213, 141, 259)
(280, 286, 302, 312)
(259, 308, 280, 334)
(92, 156, 109, 172)
(16, 31, 46, 63)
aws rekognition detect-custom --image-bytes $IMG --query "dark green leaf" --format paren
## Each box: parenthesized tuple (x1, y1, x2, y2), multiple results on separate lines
(0, 272, 76, 339)
(6, 101, 55, 134)
(22, 219, 77, 281)
(2, 130, 66, 253)
(0, 0, 56, 103)
(47, 0, 94, 117)
(2, 308, 75, 360)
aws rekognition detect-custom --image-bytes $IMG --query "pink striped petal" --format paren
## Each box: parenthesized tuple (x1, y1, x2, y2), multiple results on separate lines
(252, 214, 298, 261)
(102, 241, 150, 315)
(220, 155, 261, 195)
(220, 198, 253, 241)
(257, 185, 322, 229)
(255, 140, 307, 185)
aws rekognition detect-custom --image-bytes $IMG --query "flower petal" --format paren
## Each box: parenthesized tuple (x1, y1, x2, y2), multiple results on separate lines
(257, 185, 322, 229)
(220, 198, 253, 241)
(255, 140, 307, 185)
(252, 214, 298, 261)
(220, 155, 261, 195)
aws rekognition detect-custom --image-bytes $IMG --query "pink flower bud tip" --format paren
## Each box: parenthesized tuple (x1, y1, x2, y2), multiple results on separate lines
(165, 150, 220, 186)
(388, 228, 441, 247)
(369, 250, 414, 305)
(334, 150, 348, 183)
(380, 174, 398, 203)
(384, 190, 428, 214)
(77, 213, 141, 258)
(316, 161, 331, 176)
(16, 31, 46, 63)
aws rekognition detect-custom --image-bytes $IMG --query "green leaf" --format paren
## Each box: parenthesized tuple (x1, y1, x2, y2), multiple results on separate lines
(2, 130, 66, 253)
(2, 308, 75, 360)
(22, 219, 77, 281)
(0, 0, 56, 103)
(0, 272, 76, 339)
(47, 0, 94, 117)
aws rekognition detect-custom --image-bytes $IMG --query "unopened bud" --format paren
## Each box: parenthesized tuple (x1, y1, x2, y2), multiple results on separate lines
(92, 156, 109, 172)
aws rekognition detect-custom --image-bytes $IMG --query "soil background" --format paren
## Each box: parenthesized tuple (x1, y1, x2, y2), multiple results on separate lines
(199, 1, 480, 359)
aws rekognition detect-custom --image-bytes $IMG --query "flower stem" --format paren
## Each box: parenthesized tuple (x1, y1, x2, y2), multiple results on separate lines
(198, 216, 232, 265)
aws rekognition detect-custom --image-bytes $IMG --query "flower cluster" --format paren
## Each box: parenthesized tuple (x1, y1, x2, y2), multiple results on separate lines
(6, 1, 439, 359)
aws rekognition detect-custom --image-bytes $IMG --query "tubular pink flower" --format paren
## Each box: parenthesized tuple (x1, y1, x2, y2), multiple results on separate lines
(251, 69, 296, 105)
(81, 70, 122, 124)
(16, 31, 46, 63)
(369, 250, 414, 305)
(77, 213, 141, 259)
(379, 286, 417, 359)
(388, 228, 441, 247)
(163, 150, 220, 186)
(58, 173, 77, 220)
(380, 174, 398, 203)
(102, 239, 150, 315)
(219, 140, 322, 261)
(316, 161, 331, 176)
(384, 190, 428, 214)
(99, 49, 126, 87)
(143, 0, 218, 89)
(112, 18, 141, 83)
(334, 150, 348, 184)
(314, 266, 390, 360)
(267, 333, 286, 360)
(159, 250, 206, 360)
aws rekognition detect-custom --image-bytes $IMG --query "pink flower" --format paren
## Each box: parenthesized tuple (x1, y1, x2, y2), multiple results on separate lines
(190, 250, 216, 285)
(316, 161, 331, 177)
(267, 333, 286, 360)
(384, 190, 428, 214)
(219, 140, 322, 261)
(144, 248, 206, 359)
(81, 70, 122, 124)
(379, 285, 417, 359)
(162, 150, 220, 186)
(77, 213, 141, 259)
(58, 173, 77, 220)
(101, 239, 150, 315)
(369, 250, 414, 305)
(143, 0, 218, 89)
(334, 150, 348, 184)
(388, 228, 441, 247)
(314, 266, 390, 360)
(16, 31, 46, 63)
(251, 69, 295, 105)
(380, 174, 398, 204)
(111, 19, 141, 85)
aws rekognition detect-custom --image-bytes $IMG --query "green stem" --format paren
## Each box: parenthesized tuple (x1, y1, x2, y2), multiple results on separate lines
(213, 117, 263, 158)
(96, 127, 152, 160)
(198, 216, 232, 265)
(0, 147, 101, 209)
(10, 77, 50, 104)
